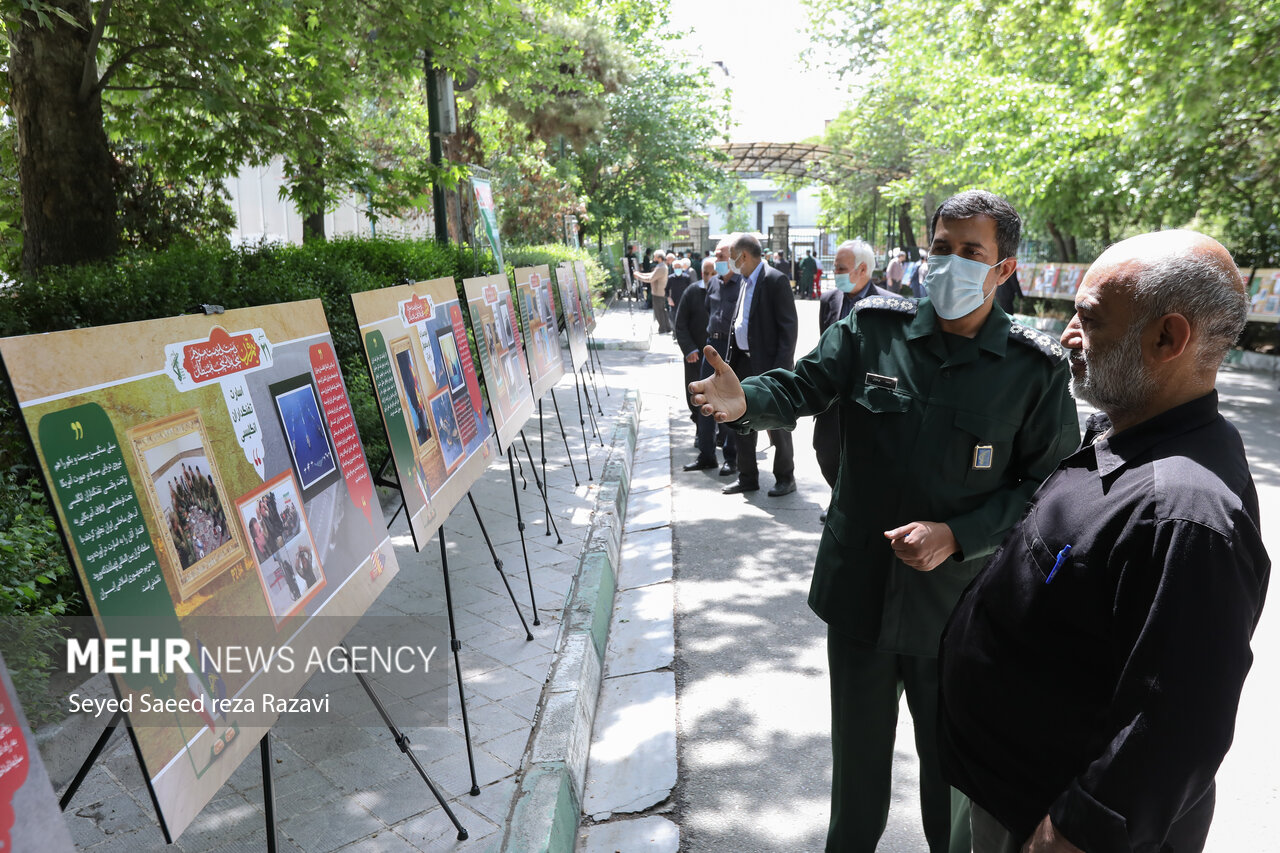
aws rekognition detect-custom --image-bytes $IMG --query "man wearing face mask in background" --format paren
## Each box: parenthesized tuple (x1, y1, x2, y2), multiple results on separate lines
(722, 232, 799, 496)
(689, 190, 1079, 853)
(813, 239, 894, 520)
(689, 235, 744, 476)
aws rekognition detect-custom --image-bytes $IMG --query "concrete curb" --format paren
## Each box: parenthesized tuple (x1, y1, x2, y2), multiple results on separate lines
(588, 337, 650, 352)
(500, 390, 642, 853)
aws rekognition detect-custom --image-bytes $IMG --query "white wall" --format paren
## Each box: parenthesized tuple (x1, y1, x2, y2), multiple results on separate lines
(702, 177, 822, 236)
(223, 157, 434, 245)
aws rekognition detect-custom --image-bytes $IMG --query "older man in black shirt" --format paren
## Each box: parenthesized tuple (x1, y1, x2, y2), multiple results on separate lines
(939, 229, 1271, 853)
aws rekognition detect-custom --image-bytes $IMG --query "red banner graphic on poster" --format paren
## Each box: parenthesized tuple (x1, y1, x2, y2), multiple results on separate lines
(309, 343, 374, 525)
(182, 327, 262, 383)
(449, 304, 483, 413)
(0, 677, 30, 851)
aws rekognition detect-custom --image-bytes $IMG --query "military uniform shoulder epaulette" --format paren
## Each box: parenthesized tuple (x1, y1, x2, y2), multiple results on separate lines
(1007, 321, 1067, 362)
(852, 295, 918, 317)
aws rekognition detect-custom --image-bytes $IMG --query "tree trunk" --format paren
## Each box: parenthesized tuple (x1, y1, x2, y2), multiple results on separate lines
(897, 200, 916, 253)
(1065, 234, 1078, 263)
(1046, 220, 1069, 262)
(10, 0, 119, 274)
(302, 206, 325, 243)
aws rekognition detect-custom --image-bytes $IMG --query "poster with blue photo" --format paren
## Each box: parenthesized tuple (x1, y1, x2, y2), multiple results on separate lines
(269, 373, 340, 501)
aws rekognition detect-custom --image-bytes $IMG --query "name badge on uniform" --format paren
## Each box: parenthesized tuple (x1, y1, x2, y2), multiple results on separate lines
(865, 373, 898, 390)
(972, 444, 994, 469)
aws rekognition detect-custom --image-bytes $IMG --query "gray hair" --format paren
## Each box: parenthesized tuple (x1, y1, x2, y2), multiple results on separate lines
(836, 239, 875, 275)
(1130, 248, 1248, 371)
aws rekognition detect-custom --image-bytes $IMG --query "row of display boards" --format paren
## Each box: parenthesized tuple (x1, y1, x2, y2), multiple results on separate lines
(0, 260, 600, 846)
(1019, 261, 1280, 322)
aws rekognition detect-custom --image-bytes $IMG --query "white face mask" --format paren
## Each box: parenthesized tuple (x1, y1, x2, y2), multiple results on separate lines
(925, 253, 1005, 319)
(728, 254, 743, 276)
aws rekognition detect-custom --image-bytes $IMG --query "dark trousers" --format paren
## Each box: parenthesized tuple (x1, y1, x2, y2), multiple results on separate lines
(695, 338, 737, 464)
(826, 627, 971, 853)
(653, 297, 670, 334)
(683, 359, 701, 421)
(729, 348, 793, 486)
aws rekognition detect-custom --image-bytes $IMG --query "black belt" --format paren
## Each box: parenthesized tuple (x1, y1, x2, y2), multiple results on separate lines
(709, 332, 728, 340)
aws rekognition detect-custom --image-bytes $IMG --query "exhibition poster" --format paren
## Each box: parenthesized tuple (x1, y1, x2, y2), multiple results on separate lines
(463, 274, 536, 452)
(513, 265, 566, 400)
(351, 278, 495, 551)
(0, 652, 75, 852)
(472, 175, 505, 274)
(0, 301, 402, 840)
(572, 260, 597, 334)
(556, 262, 590, 372)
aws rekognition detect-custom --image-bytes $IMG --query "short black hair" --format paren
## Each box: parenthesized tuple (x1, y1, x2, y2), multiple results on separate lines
(733, 233, 763, 259)
(929, 190, 1021, 260)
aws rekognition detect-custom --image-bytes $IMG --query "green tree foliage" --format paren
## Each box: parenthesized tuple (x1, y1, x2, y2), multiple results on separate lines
(803, 0, 1280, 264)
(571, 42, 732, 248)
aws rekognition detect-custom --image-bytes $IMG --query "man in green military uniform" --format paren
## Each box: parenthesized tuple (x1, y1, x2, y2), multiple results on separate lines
(798, 249, 819, 299)
(691, 191, 1079, 853)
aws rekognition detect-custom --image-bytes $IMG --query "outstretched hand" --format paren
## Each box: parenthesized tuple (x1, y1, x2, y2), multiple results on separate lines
(689, 346, 746, 423)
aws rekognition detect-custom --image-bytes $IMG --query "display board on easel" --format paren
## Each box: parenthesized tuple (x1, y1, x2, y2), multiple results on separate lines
(0, 652, 76, 851)
(556, 262, 590, 372)
(513, 265, 566, 400)
(351, 279, 495, 551)
(463, 274, 536, 452)
(572, 260, 597, 334)
(0, 301, 401, 841)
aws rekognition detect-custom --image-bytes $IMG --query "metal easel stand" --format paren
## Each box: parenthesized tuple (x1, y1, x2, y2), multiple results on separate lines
(506, 444, 541, 626)
(576, 367, 605, 447)
(570, 373, 598, 479)
(587, 333, 610, 396)
(519, 425, 562, 544)
(547, 391, 584, 485)
(60, 711, 174, 845)
(584, 346, 605, 415)
(466, 491, 534, 642)
(436, 525, 484, 797)
(339, 643, 468, 839)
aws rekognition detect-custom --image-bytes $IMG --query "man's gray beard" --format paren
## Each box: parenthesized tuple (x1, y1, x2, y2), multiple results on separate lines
(1069, 324, 1156, 419)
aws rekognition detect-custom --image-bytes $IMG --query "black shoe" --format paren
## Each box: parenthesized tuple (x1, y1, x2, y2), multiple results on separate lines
(819, 510, 828, 523)
(722, 479, 759, 495)
(768, 480, 797, 497)
(682, 458, 717, 472)
(719, 462, 738, 477)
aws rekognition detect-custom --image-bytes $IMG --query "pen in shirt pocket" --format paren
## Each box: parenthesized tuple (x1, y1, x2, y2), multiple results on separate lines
(1045, 544, 1072, 584)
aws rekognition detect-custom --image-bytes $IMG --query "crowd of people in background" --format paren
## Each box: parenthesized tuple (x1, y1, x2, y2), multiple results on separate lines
(626, 195, 1270, 853)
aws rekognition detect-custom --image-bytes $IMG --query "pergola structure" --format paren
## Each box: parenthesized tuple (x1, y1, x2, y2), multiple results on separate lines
(715, 141, 902, 185)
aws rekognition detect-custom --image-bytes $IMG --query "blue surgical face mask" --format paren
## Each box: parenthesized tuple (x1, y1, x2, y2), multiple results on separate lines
(834, 273, 856, 293)
(925, 253, 1005, 319)
(715, 260, 729, 276)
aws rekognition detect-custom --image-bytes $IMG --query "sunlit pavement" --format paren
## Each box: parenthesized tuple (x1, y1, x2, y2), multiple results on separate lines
(650, 298, 1280, 852)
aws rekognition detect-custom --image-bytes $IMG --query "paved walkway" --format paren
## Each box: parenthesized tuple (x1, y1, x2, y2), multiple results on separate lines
(49, 308, 645, 852)
(44, 295, 1280, 851)
(661, 299, 1280, 852)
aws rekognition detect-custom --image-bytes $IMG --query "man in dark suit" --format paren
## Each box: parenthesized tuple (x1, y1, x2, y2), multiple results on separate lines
(723, 233, 799, 496)
(696, 237, 743, 476)
(666, 259, 694, 327)
(813, 239, 895, 519)
(676, 258, 715, 468)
